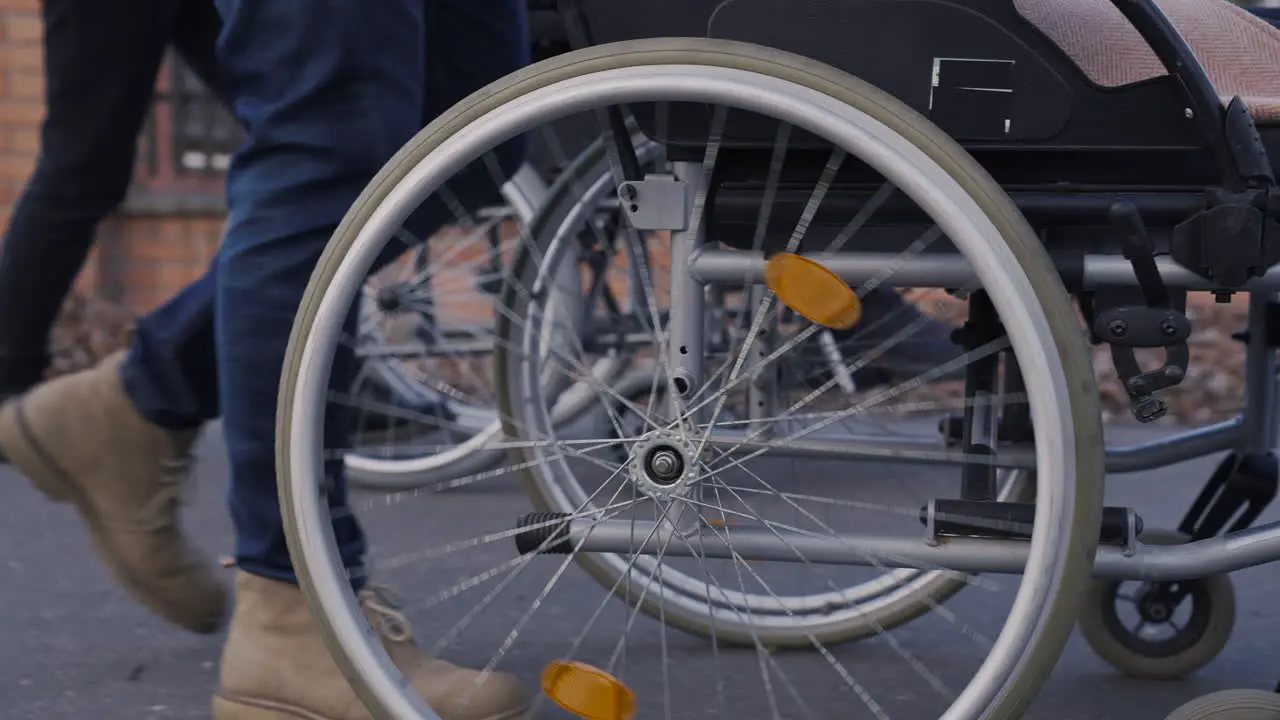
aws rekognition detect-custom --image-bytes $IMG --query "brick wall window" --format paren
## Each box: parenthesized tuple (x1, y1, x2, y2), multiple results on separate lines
(127, 53, 242, 213)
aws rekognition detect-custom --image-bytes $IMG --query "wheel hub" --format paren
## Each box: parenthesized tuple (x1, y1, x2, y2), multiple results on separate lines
(1139, 600, 1172, 623)
(1135, 584, 1181, 625)
(375, 285, 405, 313)
(629, 431, 699, 496)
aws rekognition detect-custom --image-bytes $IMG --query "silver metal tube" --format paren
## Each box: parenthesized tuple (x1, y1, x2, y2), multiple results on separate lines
(1101, 417, 1240, 472)
(564, 518, 1280, 581)
(1240, 292, 1279, 453)
(745, 285, 779, 435)
(704, 432, 1036, 468)
(689, 250, 1280, 292)
(701, 416, 1239, 473)
(667, 161, 707, 405)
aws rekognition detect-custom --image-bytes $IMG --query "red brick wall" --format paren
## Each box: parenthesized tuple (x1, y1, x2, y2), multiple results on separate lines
(95, 215, 224, 311)
(0, 0, 225, 317)
(0, 0, 45, 258)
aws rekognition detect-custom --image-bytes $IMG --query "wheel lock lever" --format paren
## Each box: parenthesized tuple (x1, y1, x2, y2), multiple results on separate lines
(1092, 202, 1192, 423)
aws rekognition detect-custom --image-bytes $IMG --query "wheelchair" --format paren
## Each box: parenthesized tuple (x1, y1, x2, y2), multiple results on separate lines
(277, 0, 1280, 717)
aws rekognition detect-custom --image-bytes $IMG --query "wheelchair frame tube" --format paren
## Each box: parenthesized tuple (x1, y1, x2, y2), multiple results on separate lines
(667, 161, 707, 406)
(560, 516, 1280, 581)
(1240, 292, 1280, 453)
(687, 250, 1280, 293)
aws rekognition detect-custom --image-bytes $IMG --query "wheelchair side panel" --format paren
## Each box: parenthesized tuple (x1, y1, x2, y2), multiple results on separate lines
(575, 0, 1206, 153)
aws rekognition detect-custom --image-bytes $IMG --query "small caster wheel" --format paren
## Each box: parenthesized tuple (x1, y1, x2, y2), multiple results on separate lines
(1164, 689, 1280, 720)
(1078, 528, 1236, 680)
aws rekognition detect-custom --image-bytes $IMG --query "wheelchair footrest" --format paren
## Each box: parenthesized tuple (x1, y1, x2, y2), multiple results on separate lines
(921, 500, 1142, 547)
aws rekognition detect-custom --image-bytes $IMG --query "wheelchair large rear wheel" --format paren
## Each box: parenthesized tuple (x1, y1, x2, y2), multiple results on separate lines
(279, 38, 1104, 720)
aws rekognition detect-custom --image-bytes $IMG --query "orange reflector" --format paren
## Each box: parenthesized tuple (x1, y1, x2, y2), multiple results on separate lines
(542, 661, 637, 720)
(764, 253, 861, 330)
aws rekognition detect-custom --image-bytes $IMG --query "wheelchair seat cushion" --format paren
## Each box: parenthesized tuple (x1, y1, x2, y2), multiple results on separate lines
(1016, 0, 1280, 123)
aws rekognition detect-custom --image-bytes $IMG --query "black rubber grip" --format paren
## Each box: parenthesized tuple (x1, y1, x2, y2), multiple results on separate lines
(514, 512, 574, 555)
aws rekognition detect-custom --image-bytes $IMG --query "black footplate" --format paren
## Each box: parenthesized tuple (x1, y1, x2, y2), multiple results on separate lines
(921, 499, 1142, 547)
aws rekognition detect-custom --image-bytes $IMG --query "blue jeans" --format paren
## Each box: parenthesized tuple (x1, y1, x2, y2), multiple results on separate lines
(120, 0, 529, 584)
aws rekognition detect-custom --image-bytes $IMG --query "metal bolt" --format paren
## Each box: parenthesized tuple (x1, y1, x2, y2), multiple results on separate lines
(1184, 108, 1194, 119)
(1160, 319, 1178, 337)
(648, 449, 681, 482)
(619, 183, 637, 202)
(1109, 320, 1128, 338)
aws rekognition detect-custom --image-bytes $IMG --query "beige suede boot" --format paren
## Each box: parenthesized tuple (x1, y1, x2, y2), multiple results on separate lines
(213, 571, 530, 720)
(0, 350, 227, 633)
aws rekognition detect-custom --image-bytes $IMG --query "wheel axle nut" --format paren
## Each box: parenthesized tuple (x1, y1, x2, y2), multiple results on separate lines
(644, 447, 685, 485)
(650, 451, 678, 477)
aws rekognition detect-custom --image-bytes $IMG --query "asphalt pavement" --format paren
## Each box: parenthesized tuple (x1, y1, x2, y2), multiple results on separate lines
(2, 423, 1279, 720)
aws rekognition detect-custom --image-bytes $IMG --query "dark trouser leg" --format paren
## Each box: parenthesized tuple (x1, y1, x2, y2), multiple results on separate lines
(210, 0, 528, 583)
(121, 264, 220, 429)
(116, 0, 229, 431)
(171, 0, 223, 94)
(0, 0, 222, 395)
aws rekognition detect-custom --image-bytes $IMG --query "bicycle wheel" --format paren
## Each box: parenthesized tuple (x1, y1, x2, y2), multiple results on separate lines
(280, 38, 1103, 720)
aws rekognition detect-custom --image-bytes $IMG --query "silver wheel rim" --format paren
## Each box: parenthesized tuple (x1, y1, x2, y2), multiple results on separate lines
(285, 63, 1082, 720)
